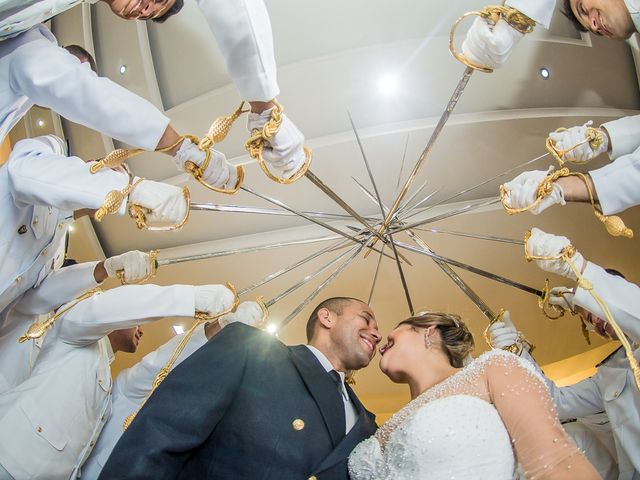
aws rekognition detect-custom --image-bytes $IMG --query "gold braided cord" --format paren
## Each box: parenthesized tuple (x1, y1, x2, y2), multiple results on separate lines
(128, 186, 191, 232)
(546, 127, 606, 166)
(18, 288, 102, 343)
(539, 279, 566, 320)
(90, 136, 185, 174)
(94, 169, 143, 222)
(449, 5, 536, 72)
(523, 231, 640, 390)
(123, 283, 239, 430)
(500, 167, 570, 214)
(116, 250, 160, 285)
(245, 99, 313, 184)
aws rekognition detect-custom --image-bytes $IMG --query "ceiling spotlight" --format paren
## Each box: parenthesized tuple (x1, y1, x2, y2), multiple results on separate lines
(266, 323, 278, 335)
(36, 119, 45, 127)
(68, 225, 74, 232)
(377, 74, 399, 96)
(173, 325, 185, 335)
(539, 67, 550, 80)
(119, 64, 127, 75)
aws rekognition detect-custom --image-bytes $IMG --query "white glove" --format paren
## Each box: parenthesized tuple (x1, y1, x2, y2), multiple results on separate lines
(219, 301, 264, 328)
(247, 109, 305, 178)
(502, 166, 566, 214)
(194, 284, 235, 316)
(487, 311, 524, 351)
(104, 250, 151, 283)
(548, 121, 608, 164)
(173, 138, 237, 189)
(527, 227, 585, 281)
(548, 286, 575, 312)
(128, 179, 187, 225)
(461, 18, 524, 70)
(36, 134, 68, 156)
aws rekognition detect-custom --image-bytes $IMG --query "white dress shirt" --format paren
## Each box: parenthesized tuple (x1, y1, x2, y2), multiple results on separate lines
(305, 345, 357, 434)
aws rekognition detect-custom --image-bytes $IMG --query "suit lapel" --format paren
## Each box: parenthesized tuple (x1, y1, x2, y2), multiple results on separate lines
(288, 345, 346, 447)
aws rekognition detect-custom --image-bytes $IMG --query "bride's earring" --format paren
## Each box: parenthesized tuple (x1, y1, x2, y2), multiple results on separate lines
(424, 332, 432, 350)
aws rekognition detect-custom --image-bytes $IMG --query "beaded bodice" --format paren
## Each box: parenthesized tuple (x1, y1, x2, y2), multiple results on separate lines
(349, 350, 600, 480)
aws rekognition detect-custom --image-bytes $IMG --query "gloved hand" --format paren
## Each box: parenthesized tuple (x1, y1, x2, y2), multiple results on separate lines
(219, 301, 264, 328)
(502, 166, 566, 214)
(247, 108, 305, 178)
(487, 311, 528, 354)
(526, 227, 585, 281)
(173, 138, 237, 189)
(461, 18, 524, 70)
(36, 134, 68, 156)
(194, 284, 236, 316)
(548, 121, 608, 164)
(104, 250, 151, 283)
(128, 179, 187, 224)
(547, 286, 575, 312)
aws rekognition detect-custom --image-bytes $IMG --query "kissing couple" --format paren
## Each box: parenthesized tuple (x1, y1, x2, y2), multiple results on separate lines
(100, 297, 601, 479)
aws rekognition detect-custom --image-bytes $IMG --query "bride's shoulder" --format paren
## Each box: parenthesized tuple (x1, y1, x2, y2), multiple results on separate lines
(470, 350, 545, 383)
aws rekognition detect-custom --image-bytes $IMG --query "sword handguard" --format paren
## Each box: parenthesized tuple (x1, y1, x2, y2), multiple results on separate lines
(545, 127, 606, 166)
(449, 5, 536, 73)
(128, 186, 191, 232)
(116, 250, 160, 285)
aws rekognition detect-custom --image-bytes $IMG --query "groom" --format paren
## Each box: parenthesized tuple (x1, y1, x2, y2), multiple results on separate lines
(99, 297, 382, 479)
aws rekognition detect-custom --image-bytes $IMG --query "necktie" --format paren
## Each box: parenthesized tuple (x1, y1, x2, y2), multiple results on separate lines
(329, 370, 348, 400)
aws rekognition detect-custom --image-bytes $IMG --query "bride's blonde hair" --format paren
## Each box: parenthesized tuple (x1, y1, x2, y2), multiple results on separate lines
(398, 312, 474, 368)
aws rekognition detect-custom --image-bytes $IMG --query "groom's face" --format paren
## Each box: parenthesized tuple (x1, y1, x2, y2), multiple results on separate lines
(330, 301, 381, 370)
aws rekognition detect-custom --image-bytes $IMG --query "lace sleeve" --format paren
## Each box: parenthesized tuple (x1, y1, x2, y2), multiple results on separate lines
(485, 352, 601, 480)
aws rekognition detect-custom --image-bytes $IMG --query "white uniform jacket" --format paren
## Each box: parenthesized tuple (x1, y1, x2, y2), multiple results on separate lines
(506, 0, 556, 28)
(1, 0, 279, 102)
(0, 283, 197, 480)
(591, 115, 640, 215)
(522, 262, 640, 479)
(0, 24, 169, 147)
(0, 261, 98, 395)
(0, 137, 127, 317)
(81, 324, 209, 479)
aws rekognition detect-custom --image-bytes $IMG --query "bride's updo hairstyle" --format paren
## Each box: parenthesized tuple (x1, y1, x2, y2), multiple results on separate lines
(398, 312, 474, 368)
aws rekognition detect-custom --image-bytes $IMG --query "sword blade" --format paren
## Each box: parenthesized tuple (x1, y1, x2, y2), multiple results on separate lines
(394, 240, 543, 297)
(410, 227, 524, 246)
(367, 66, 475, 254)
(190, 203, 378, 222)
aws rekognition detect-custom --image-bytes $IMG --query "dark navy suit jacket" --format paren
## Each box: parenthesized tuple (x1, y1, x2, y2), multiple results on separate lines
(99, 323, 377, 479)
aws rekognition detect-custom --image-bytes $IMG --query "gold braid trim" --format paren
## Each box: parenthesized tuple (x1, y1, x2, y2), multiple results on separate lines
(18, 288, 102, 343)
(122, 283, 239, 431)
(90, 137, 185, 174)
(245, 99, 312, 184)
(449, 5, 536, 73)
(546, 127, 606, 166)
(538, 279, 566, 320)
(94, 167, 143, 222)
(523, 230, 640, 390)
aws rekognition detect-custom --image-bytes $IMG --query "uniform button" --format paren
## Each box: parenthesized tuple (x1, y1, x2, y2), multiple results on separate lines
(308, 476, 317, 480)
(98, 379, 102, 384)
(36, 426, 42, 433)
(18, 225, 27, 234)
(15, 276, 21, 284)
(32, 217, 39, 225)
(292, 419, 305, 431)
(101, 415, 106, 422)
(613, 391, 619, 397)
(89, 441, 95, 447)
(41, 249, 47, 256)
(58, 223, 63, 230)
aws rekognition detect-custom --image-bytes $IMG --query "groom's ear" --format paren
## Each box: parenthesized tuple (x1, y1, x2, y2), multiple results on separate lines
(316, 307, 334, 330)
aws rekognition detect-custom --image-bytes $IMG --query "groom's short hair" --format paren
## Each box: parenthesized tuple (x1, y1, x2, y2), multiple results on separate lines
(306, 297, 363, 341)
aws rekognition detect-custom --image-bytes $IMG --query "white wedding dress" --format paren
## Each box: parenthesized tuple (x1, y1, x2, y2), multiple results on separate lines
(349, 350, 600, 480)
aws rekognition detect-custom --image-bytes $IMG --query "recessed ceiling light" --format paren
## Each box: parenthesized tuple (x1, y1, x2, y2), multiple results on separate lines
(266, 323, 278, 335)
(377, 74, 399, 96)
(173, 325, 185, 335)
(36, 119, 45, 127)
(119, 64, 127, 75)
(539, 67, 550, 79)
(68, 225, 74, 232)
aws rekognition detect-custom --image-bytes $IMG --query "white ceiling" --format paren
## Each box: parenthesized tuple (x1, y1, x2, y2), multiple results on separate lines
(42, 1, 640, 411)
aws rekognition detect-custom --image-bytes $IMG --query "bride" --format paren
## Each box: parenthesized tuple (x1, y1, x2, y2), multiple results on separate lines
(348, 312, 601, 480)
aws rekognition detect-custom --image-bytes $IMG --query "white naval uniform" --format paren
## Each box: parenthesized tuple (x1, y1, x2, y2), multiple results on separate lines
(0, 136, 127, 318)
(0, 261, 98, 395)
(0, 24, 169, 147)
(521, 262, 640, 479)
(0, 283, 197, 480)
(1, 0, 279, 102)
(591, 115, 640, 215)
(506, 0, 556, 28)
(81, 324, 209, 479)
